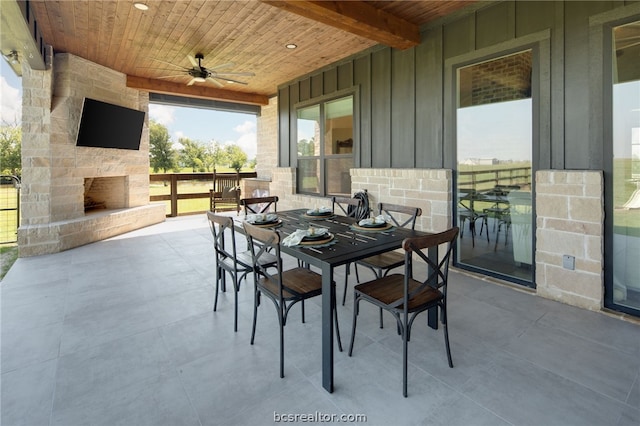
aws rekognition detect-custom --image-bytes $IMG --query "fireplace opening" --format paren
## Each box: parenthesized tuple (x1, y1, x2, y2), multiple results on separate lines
(84, 176, 127, 213)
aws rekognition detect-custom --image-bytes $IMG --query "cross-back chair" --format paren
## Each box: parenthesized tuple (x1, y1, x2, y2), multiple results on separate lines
(331, 195, 365, 299)
(348, 226, 459, 397)
(210, 170, 241, 215)
(343, 203, 422, 308)
(207, 211, 276, 332)
(240, 195, 279, 215)
(244, 222, 343, 378)
(331, 196, 362, 218)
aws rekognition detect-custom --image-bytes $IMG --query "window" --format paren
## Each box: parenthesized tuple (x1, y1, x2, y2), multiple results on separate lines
(296, 95, 354, 196)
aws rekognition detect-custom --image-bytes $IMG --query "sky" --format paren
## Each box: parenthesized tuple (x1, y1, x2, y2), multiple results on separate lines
(0, 60, 257, 159)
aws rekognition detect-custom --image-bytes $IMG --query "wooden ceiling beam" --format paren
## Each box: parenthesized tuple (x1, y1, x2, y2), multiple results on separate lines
(126, 76, 270, 106)
(262, 0, 420, 50)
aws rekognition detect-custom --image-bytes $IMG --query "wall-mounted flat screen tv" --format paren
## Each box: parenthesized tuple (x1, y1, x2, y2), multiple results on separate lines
(76, 98, 145, 150)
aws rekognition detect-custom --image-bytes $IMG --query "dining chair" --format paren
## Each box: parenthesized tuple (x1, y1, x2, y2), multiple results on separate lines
(332, 195, 363, 218)
(343, 203, 422, 328)
(244, 222, 343, 378)
(348, 226, 459, 397)
(331, 195, 365, 299)
(240, 195, 279, 215)
(458, 190, 489, 247)
(207, 211, 277, 332)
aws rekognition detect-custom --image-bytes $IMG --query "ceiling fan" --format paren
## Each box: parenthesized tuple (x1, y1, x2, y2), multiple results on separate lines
(151, 53, 255, 87)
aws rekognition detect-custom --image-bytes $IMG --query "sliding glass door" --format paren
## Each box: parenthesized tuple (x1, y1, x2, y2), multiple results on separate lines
(608, 21, 640, 314)
(455, 50, 534, 286)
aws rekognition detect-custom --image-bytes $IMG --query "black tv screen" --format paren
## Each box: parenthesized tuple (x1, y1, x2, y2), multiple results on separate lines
(76, 98, 145, 150)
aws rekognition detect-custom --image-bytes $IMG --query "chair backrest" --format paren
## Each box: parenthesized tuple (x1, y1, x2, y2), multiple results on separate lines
(378, 202, 422, 230)
(240, 196, 279, 215)
(213, 171, 240, 196)
(392, 227, 459, 309)
(207, 211, 239, 264)
(244, 222, 284, 291)
(331, 196, 362, 218)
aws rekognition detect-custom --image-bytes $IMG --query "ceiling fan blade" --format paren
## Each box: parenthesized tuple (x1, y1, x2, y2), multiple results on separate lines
(207, 62, 235, 71)
(213, 71, 255, 77)
(149, 58, 189, 70)
(187, 55, 199, 67)
(213, 76, 248, 85)
(187, 78, 198, 86)
(206, 77, 224, 88)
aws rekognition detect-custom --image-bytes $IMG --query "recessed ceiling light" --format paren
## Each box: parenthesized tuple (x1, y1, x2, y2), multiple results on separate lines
(134, 2, 149, 11)
(285, 43, 297, 49)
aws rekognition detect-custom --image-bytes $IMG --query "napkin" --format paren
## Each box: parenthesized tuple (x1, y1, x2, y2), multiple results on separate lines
(246, 213, 277, 223)
(282, 228, 328, 247)
(282, 230, 306, 247)
(358, 215, 387, 226)
(306, 206, 332, 215)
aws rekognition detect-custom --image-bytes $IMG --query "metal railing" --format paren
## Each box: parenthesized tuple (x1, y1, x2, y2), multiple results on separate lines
(0, 175, 21, 244)
(150, 172, 257, 217)
(458, 167, 531, 192)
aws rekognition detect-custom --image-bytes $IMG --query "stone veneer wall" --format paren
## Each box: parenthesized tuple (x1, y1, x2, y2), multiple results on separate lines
(270, 166, 607, 311)
(255, 96, 278, 180)
(535, 170, 604, 310)
(269, 167, 452, 233)
(18, 53, 165, 257)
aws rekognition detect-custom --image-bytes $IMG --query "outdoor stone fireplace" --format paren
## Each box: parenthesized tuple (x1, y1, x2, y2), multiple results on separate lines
(18, 53, 165, 257)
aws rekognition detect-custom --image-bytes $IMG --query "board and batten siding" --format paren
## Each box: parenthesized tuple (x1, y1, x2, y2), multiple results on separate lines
(277, 0, 639, 173)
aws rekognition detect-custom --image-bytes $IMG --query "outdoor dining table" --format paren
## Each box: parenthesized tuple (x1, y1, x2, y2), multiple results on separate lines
(234, 208, 435, 393)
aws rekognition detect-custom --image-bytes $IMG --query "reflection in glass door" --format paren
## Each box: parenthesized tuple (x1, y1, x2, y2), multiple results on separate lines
(610, 21, 640, 314)
(455, 50, 534, 285)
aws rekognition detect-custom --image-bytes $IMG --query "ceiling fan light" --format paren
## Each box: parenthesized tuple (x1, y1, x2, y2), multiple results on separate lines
(194, 77, 206, 83)
(134, 2, 149, 11)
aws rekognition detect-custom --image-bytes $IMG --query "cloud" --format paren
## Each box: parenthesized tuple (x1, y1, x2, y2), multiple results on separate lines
(235, 132, 257, 159)
(0, 76, 22, 124)
(149, 104, 176, 126)
(234, 120, 255, 134)
(172, 130, 185, 149)
(232, 120, 257, 159)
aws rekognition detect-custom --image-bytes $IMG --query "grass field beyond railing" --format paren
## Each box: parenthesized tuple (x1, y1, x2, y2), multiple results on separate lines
(150, 171, 257, 216)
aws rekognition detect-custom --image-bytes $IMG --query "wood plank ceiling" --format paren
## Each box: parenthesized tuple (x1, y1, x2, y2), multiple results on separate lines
(27, 0, 475, 105)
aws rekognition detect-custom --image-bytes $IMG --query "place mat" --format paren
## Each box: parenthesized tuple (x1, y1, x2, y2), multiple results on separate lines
(299, 233, 334, 246)
(350, 222, 393, 232)
(248, 219, 283, 228)
(302, 212, 335, 220)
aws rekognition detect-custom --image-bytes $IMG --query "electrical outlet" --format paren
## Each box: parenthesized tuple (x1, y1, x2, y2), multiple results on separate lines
(562, 255, 575, 270)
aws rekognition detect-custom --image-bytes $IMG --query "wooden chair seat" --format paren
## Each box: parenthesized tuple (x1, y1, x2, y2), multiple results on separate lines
(354, 274, 443, 310)
(257, 267, 323, 300)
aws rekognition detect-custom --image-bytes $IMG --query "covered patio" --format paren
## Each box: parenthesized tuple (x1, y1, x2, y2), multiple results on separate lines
(2, 215, 638, 425)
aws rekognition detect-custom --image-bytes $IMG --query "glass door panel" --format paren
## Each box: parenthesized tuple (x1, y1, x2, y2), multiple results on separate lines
(610, 21, 640, 313)
(455, 50, 534, 285)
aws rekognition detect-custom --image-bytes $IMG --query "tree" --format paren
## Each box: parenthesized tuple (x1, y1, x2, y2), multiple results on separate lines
(179, 137, 207, 172)
(204, 140, 227, 171)
(225, 144, 248, 172)
(149, 120, 177, 172)
(297, 137, 315, 156)
(0, 123, 21, 176)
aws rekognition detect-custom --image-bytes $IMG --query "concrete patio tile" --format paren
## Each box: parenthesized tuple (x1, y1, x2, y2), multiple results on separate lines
(0, 359, 57, 426)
